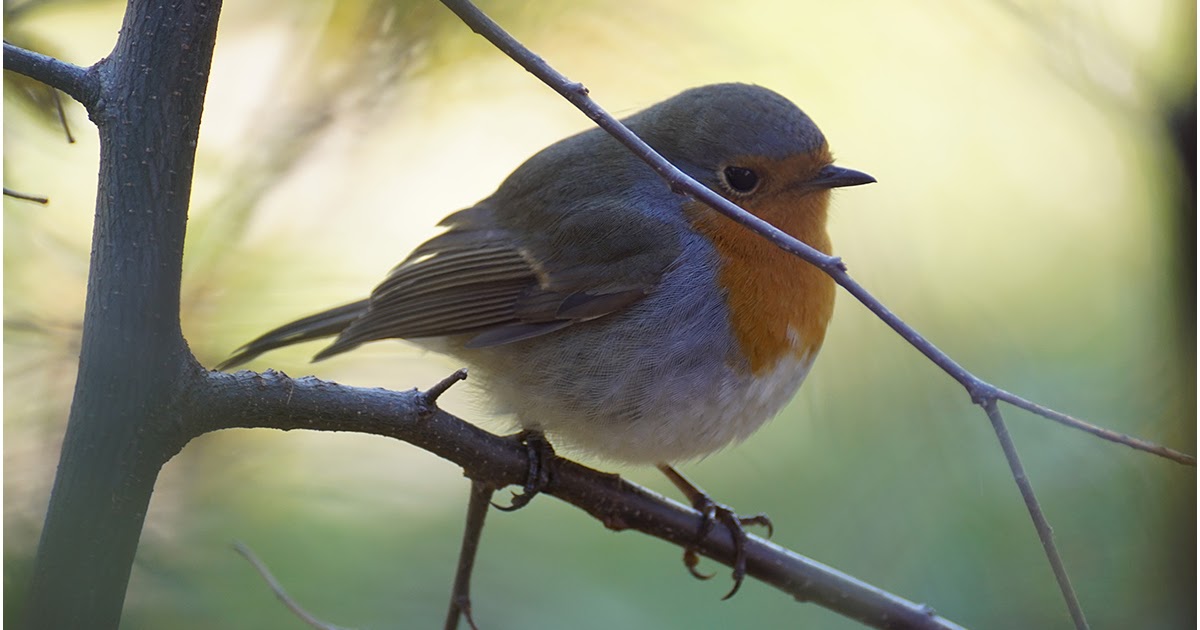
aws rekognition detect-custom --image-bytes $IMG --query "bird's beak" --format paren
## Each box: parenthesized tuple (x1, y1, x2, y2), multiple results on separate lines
(809, 164, 876, 189)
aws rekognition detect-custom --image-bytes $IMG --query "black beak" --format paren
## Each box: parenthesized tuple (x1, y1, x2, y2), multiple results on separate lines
(809, 164, 876, 189)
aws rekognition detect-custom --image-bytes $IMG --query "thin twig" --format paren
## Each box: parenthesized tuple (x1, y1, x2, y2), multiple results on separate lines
(425, 368, 469, 407)
(51, 89, 76, 143)
(4, 187, 50, 204)
(434, 0, 1189, 467)
(232, 541, 353, 630)
(982, 401, 1089, 630)
(444, 481, 493, 630)
(436, 0, 838, 273)
(428, 2, 1187, 627)
(995, 389, 1195, 465)
(835, 275, 1192, 464)
(3, 42, 97, 108)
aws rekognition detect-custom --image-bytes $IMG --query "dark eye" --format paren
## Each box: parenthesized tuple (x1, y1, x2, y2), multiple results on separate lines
(722, 166, 759, 194)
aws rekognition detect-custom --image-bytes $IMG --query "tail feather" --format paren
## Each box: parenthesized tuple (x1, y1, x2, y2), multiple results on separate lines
(216, 300, 370, 370)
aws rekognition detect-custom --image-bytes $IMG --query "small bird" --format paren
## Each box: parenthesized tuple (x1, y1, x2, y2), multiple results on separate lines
(219, 82, 873, 594)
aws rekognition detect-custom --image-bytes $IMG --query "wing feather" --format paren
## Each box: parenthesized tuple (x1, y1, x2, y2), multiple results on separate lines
(301, 199, 678, 360)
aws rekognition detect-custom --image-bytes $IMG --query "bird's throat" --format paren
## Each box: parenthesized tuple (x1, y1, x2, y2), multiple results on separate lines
(688, 194, 836, 375)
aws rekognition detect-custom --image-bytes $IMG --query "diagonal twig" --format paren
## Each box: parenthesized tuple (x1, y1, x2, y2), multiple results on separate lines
(433, 0, 1191, 468)
(982, 400, 1088, 629)
(51, 88, 76, 144)
(994, 388, 1194, 465)
(431, 1, 1196, 627)
(232, 541, 354, 630)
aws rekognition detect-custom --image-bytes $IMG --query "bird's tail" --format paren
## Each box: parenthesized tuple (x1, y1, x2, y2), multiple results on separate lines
(216, 299, 370, 370)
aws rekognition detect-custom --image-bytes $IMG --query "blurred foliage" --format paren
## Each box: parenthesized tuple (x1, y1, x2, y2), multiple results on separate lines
(4, 0, 1195, 628)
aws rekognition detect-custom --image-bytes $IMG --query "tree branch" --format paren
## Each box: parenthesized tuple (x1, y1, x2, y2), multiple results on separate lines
(22, 1, 224, 627)
(3, 42, 98, 109)
(994, 388, 1194, 464)
(191, 369, 965, 630)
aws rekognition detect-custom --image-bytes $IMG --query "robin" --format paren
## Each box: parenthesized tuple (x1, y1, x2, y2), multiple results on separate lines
(219, 82, 874, 595)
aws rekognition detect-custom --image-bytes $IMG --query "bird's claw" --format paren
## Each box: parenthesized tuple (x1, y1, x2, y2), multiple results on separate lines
(492, 430, 554, 512)
(683, 547, 715, 580)
(681, 495, 773, 600)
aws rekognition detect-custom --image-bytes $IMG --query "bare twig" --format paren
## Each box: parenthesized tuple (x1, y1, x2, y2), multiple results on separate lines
(424, 368, 469, 408)
(3, 42, 97, 108)
(995, 389, 1195, 465)
(4, 187, 50, 204)
(232, 541, 353, 630)
(51, 89, 76, 143)
(832, 278, 1192, 468)
(444, 481, 493, 630)
(982, 401, 1088, 630)
(432, 0, 1191, 469)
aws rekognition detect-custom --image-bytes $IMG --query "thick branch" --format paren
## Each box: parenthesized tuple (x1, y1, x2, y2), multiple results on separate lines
(3, 42, 98, 109)
(23, 1, 224, 627)
(191, 369, 965, 630)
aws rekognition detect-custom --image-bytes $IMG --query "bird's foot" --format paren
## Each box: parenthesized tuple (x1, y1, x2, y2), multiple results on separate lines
(493, 430, 555, 512)
(658, 464, 773, 599)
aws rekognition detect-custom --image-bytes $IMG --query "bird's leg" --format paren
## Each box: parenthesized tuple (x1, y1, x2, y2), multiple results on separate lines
(657, 464, 773, 599)
(492, 430, 555, 511)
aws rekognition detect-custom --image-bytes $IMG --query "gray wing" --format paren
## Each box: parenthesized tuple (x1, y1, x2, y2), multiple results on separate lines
(220, 194, 681, 369)
(311, 206, 658, 359)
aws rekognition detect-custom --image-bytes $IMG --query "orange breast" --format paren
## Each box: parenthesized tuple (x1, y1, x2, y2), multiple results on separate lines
(688, 190, 836, 375)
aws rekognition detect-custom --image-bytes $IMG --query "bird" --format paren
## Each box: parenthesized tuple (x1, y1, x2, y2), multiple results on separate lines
(219, 82, 874, 595)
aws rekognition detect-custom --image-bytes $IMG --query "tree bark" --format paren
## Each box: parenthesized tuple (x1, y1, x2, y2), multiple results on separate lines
(23, 1, 223, 627)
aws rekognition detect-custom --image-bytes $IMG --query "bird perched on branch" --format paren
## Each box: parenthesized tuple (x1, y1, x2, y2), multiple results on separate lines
(219, 82, 874, 595)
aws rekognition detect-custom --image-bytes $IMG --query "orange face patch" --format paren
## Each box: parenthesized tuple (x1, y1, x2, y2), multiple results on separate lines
(688, 151, 838, 374)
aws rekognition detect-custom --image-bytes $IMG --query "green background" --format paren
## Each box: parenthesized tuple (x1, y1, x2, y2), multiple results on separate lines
(5, 0, 1195, 627)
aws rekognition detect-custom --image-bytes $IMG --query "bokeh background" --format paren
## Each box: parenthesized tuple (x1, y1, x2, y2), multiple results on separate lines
(4, 0, 1195, 627)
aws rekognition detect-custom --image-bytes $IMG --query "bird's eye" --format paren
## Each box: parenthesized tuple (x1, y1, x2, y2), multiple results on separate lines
(721, 166, 759, 194)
